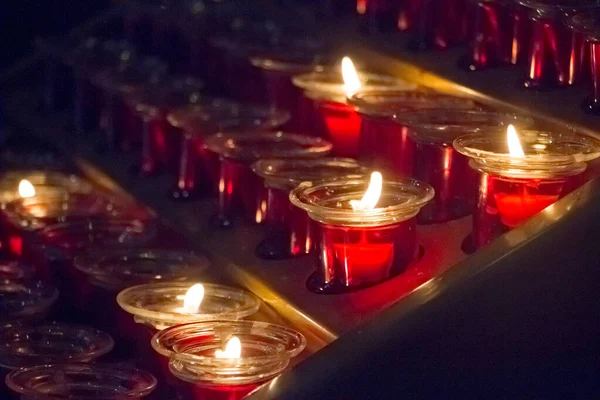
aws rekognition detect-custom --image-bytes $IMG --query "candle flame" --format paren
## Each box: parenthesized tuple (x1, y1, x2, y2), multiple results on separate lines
(182, 284, 205, 313)
(18, 180, 35, 198)
(350, 172, 382, 211)
(507, 125, 525, 158)
(215, 336, 242, 359)
(341, 57, 361, 97)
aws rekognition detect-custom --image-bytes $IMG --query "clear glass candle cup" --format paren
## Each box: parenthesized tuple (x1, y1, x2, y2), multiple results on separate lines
(292, 68, 418, 158)
(0, 171, 94, 206)
(348, 90, 479, 173)
(454, 130, 600, 248)
(251, 158, 369, 259)
(393, 109, 534, 223)
(151, 320, 306, 400)
(125, 76, 206, 175)
(519, 0, 599, 89)
(0, 322, 114, 371)
(204, 131, 332, 227)
(6, 363, 157, 400)
(0, 280, 59, 324)
(166, 100, 290, 200)
(290, 177, 434, 293)
(569, 10, 600, 114)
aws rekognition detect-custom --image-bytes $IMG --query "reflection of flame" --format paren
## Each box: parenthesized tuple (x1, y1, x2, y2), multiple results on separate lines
(350, 172, 382, 211)
(18, 180, 35, 198)
(215, 336, 242, 359)
(341, 57, 361, 97)
(182, 284, 205, 313)
(507, 125, 525, 158)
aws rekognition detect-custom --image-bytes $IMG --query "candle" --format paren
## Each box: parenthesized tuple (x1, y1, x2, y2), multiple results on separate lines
(394, 109, 533, 223)
(204, 132, 332, 227)
(348, 90, 478, 173)
(166, 100, 290, 200)
(6, 364, 157, 400)
(252, 158, 368, 259)
(292, 57, 417, 157)
(151, 320, 306, 400)
(290, 172, 434, 292)
(454, 125, 600, 248)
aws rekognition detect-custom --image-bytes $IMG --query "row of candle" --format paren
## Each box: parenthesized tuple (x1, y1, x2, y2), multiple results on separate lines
(0, 171, 306, 399)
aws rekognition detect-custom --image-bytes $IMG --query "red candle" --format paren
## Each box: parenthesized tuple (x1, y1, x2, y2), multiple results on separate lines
(290, 173, 434, 292)
(252, 158, 368, 259)
(204, 132, 332, 227)
(292, 59, 417, 157)
(454, 127, 600, 248)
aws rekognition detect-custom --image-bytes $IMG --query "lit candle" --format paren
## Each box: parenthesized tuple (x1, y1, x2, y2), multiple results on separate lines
(290, 172, 434, 293)
(17, 180, 35, 198)
(454, 126, 600, 248)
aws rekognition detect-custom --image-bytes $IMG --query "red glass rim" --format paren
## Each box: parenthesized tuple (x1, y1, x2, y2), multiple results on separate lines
(0, 280, 59, 321)
(204, 131, 332, 162)
(348, 90, 478, 117)
(0, 261, 37, 281)
(167, 100, 290, 133)
(73, 249, 210, 290)
(6, 363, 157, 399)
(0, 322, 114, 370)
(251, 157, 369, 191)
(395, 109, 534, 147)
(290, 176, 435, 226)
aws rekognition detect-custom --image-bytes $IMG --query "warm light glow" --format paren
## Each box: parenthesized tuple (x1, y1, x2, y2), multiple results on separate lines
(18, 180, 35, 198)
(182, 284, 204, 313)
(341, 57, 362, 97)
(215, 336, 242, 359)
(507, 125, 525, 158)
(350, 172, 382, 211)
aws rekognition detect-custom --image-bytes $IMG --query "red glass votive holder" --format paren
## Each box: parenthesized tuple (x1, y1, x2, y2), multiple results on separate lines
(454, 129, 600, 248)
(125, 76, 205, 175)
(91, 57, 168, 151)
(290, 176, 434, 293)
(348, 90, 478, 173)
(292, 68, 417, 157)
(166, 101, 290, 200)
(569, 10, 600, 114)
(405, 0, 469, 50)
(462, 0, 530, 70)
(394, 109, 533, 223)
(151, 320, 306, 400)
(252, 158, 368, 259)
(6, 364, 157, 400)
(204, 132, 332, 227)
(0, 280, 58, 325)
(72, 249, 210, 332)
(519, 0, 597, 89)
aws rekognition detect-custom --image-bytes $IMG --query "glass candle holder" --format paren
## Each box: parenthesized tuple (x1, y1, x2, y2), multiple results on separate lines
(91, 57, 168, 151)
(519, 0, 598, 89)
(166, 100, 290, 200)
(292, 68, 417, 157)
(0, 322, 113, 370)
(454, 130, 600, 248)
(0, 261, 38, 281)
(125, 76, 206, 175)
(73, 249, 210, 331)
(0, 170, 94, 205)
(348, 90, 478, 172)
(405, 0, 469, 50)
(393, 109, 533, 223)
(204, 132, 332, 227)
(290, 176, 434, 293)
(462, 0, 530, 70)
(6, 364, 157, 400)
(357, 0, 400, 33)
(0, 280, 58, 324)
(569, 10, 600, 114)
(252, 158, 368, 259)
(151, 320, 306, 400)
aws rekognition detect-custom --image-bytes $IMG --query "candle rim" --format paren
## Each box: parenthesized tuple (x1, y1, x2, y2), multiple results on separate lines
(0, 279, 59, 319)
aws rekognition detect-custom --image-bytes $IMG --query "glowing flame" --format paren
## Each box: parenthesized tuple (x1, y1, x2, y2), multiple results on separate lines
(507, 125, 525, 158)
(215, 336, 242, 359)
(182, 284, 204, 313)
(18, 180, 35, 198)
(341, 56, 361, 97)
(350, 172, 382, 211)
